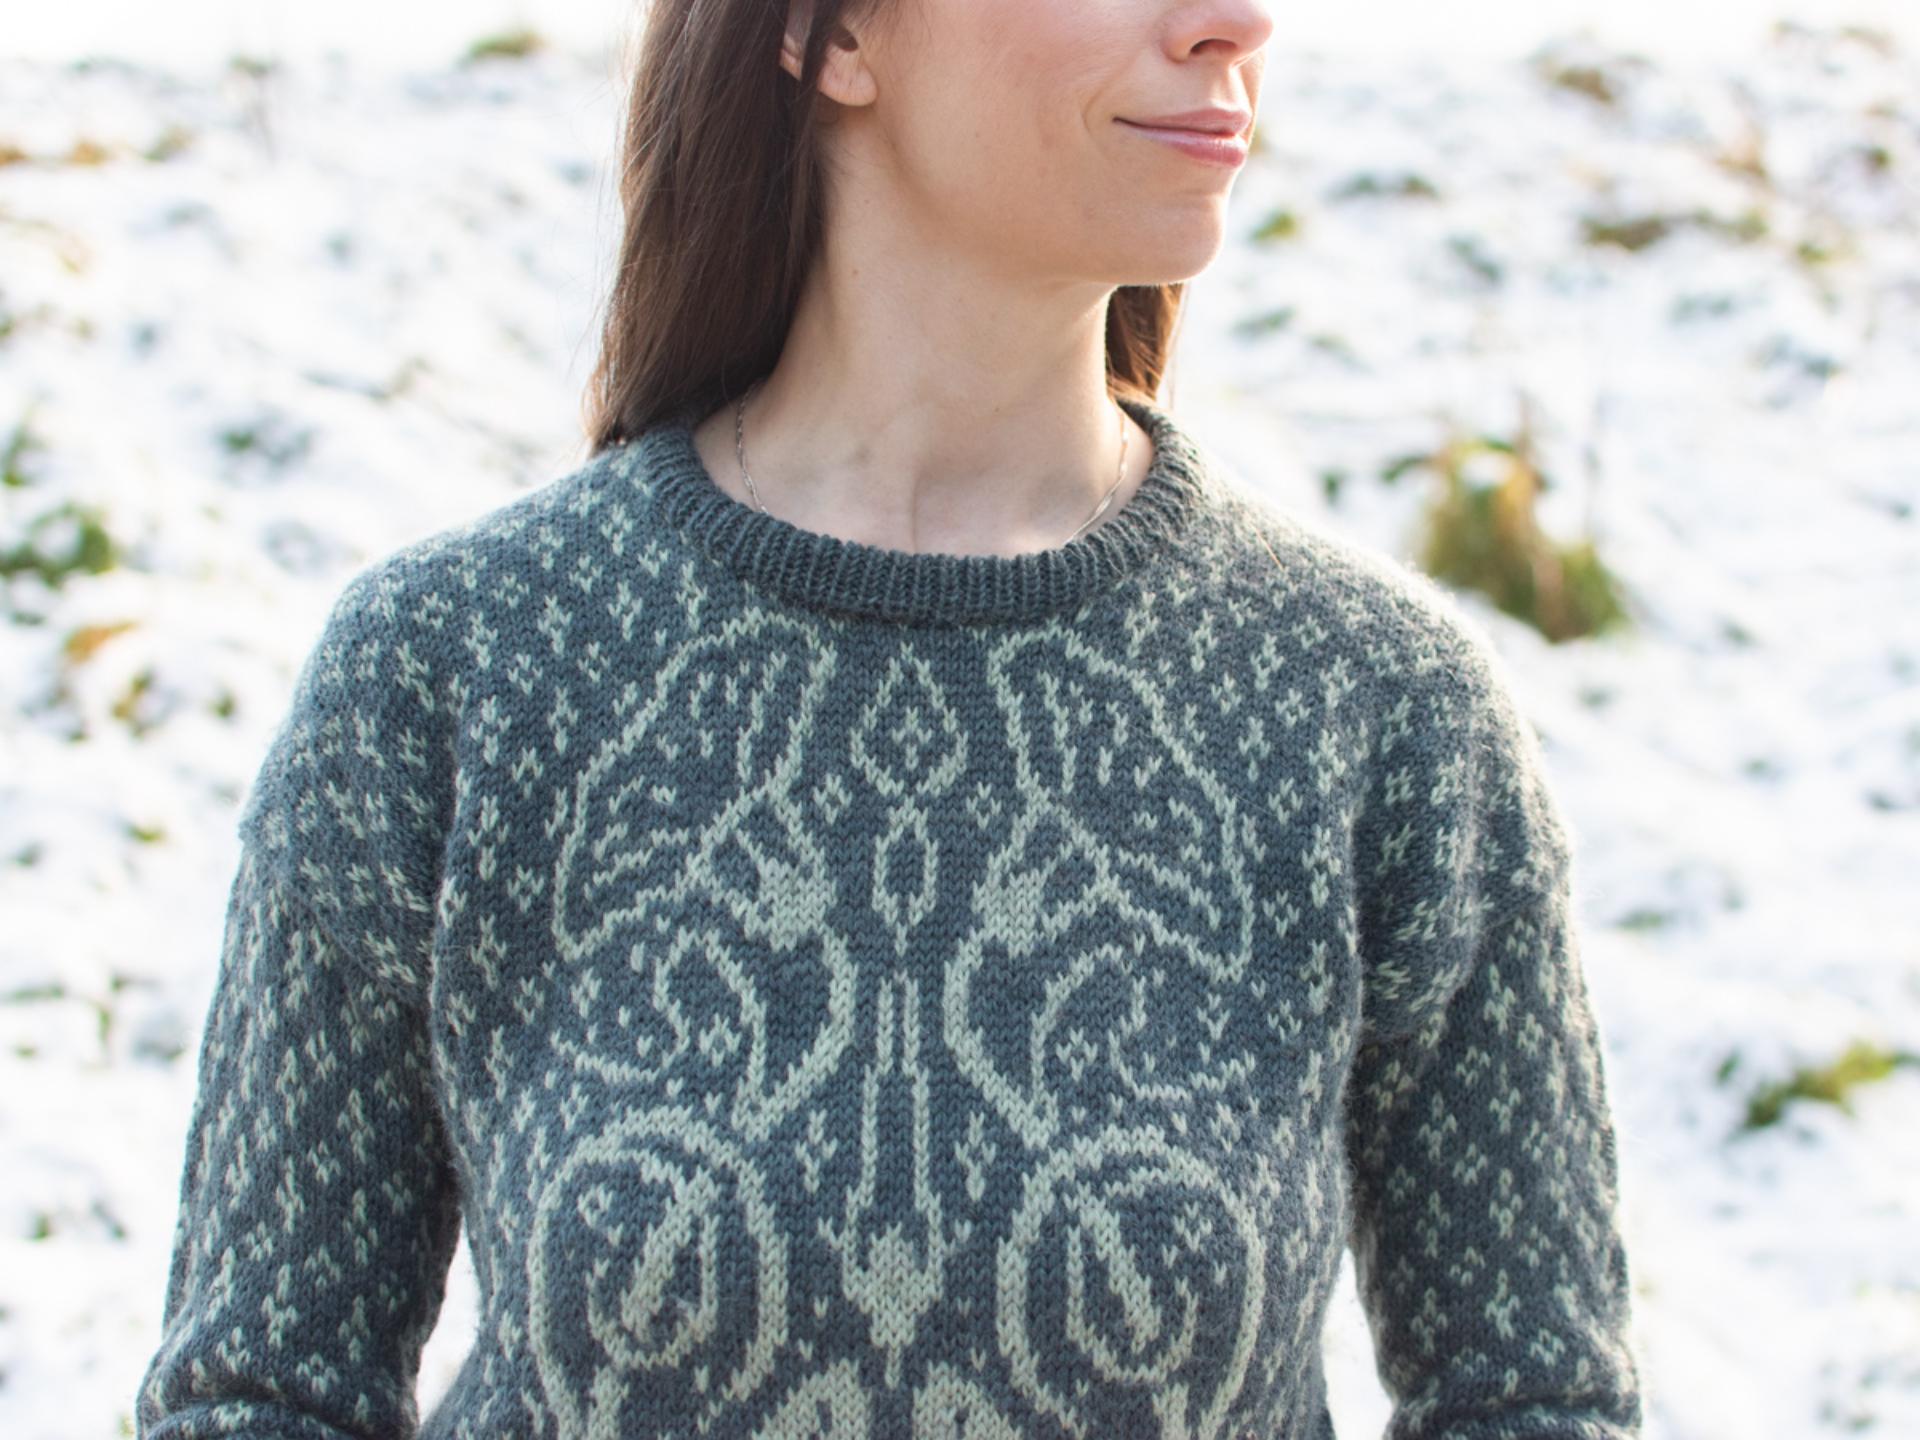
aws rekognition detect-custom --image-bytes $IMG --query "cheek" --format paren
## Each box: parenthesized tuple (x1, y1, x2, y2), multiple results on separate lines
(923, 0, 1119, 181)
(910, 15, 1121, 229)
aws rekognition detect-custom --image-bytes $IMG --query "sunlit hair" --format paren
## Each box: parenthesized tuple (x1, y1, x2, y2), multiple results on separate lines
(581, 0, 1186, 453)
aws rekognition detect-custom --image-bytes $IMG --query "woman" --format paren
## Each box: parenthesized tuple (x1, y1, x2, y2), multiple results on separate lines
(135, 2, 1645, 1437)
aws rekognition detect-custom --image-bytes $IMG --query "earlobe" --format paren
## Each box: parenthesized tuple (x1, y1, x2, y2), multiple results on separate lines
(814, 36, 878, 109)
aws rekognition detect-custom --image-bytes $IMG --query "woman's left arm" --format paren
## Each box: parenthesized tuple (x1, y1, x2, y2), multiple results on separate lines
(1344, 622, 1645, 1439)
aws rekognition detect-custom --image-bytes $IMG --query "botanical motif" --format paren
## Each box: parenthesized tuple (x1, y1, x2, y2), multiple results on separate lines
(528, 1108, 789, 1432)
(945, 625, 1262, 1152)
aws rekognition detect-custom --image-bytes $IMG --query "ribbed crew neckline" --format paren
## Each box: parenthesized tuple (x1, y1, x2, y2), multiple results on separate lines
(634, 391, 1212, 627)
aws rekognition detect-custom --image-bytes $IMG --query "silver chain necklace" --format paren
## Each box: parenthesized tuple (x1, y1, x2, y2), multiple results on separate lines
(732, 379, 1130, 546)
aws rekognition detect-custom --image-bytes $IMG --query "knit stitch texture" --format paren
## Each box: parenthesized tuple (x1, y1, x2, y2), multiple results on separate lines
(135, 392, 1643, 1439)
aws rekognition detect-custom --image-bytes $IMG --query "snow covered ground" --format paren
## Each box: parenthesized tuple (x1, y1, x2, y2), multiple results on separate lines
(2, 14, 1917, 1440)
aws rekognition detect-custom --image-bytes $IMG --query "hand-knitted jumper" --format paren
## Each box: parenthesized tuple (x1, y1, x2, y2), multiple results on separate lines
(134, 392, 1643, 1440)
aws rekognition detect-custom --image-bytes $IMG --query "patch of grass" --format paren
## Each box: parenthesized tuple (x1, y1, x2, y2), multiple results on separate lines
(63, 619, 138, 664)
(1446, 233, 1505, 287)
(112, 669, 167, 738)
(93, 1198, 129, 1241)
(1328, 169, 1440, 202)
(1794, 226, 1853, 268)
(5, 971, 115, 1071)
(1, 501, 120, 588)
(1540, 62, 1621, 106)
(1407, 422, 1629, 643)
(1616, 907, 1678, 932)
(1754, 331, 1841, 385)
(1694, 207, 1769, 243)
(1581, 206, 1772, 255)
(1304, 331, 1363, 367)
(1580, 213, 1674, 252)
(1249, 208, 1299, 244)
(217, 412, 315, 473)
(1670, 290, 1747, 324)
(1527, 39, 1652, 109)
(4, 409, 48, 487)
(1737, 1038, 1920, 1132)
(63, 137, 113, 166)
(1230, 306, 1294, 341)
(143, 124, 195, 163)
(463, 27, 547, 64)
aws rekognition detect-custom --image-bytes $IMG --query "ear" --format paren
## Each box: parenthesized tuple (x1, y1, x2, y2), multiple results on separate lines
(780, 0, 880, 108)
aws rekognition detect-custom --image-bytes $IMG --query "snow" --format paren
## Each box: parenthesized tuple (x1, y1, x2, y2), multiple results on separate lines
(3, 12, 1917, 1440)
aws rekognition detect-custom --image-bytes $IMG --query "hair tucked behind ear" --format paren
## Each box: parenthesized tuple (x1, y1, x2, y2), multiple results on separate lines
(579, 0, 1186, 455)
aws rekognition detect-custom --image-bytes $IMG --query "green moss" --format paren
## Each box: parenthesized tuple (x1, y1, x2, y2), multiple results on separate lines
(1411, 430, 1629, 642)
(1230, 306, 1294, 341)
(1541, 62, 1620, 106)
(4, 411, 47, 487)
(1740, 1038, 1920, 1132)
(464, 28, 547, 63)
(1249, 209, 1299, 245)
(0, 501, 120, 588)
(1329, 170, 1440, 202)
(1446, 233, 1505, 287)
(1581, 213, 1673, 252)
(143, 124, 196, 163)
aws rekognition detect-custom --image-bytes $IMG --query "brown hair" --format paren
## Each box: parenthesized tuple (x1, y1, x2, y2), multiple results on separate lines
(579, 0, 1187, 455)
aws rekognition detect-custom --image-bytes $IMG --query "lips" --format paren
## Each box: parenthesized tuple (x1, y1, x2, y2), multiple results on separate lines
(1116, 118, 1251, 169)
(1117, 108, 1253, 138)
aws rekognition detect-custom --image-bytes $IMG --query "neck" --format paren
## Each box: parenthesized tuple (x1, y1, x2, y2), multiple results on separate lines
(690, 245, 1152, 560)
(644, 392, 1212, 629)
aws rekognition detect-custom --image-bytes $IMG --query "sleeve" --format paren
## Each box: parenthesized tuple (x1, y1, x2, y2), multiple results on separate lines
(134, 563, 464, 1440)
(1342, 621, 1644, 1440)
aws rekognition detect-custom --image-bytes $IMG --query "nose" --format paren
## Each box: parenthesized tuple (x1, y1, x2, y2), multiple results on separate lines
(1161, 0, 1275, 62)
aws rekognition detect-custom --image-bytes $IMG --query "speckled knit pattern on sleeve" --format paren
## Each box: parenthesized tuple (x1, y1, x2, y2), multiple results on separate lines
(135, 392, 1644, 1439)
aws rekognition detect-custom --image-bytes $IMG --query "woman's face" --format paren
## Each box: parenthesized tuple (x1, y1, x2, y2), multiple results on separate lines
(805, 0, 1274, 287)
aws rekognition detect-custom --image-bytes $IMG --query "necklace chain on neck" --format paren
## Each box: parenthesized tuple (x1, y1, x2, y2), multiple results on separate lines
(732, 380, 1129, 547)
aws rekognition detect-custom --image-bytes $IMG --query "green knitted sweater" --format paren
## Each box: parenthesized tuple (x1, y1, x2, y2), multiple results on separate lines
(135, 392, 1643, 1439)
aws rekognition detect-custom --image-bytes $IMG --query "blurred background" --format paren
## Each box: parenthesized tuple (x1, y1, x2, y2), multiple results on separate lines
(3, 3, 1918, 1436)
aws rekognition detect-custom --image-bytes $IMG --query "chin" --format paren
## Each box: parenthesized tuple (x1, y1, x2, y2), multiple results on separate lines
(1116, 231, 1227, 285)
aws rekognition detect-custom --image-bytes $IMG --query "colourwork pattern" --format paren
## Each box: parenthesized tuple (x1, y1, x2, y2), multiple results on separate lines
(136, 394, 1644, 1438)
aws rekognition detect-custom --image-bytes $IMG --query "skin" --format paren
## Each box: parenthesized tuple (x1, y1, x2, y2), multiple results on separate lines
(691, 0, 1273, 558)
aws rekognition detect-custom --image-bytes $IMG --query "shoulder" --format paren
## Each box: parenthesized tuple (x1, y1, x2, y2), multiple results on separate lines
(304, 438, 665, 686)
(1208, 478, 1516, 719)
(234, 444, 651, 967)
(1205, 479, 1562, 863)
(350, 440, 649, 613)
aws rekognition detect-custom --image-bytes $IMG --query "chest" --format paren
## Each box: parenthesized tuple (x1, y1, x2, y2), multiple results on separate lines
(423, 616, 1370, 1435)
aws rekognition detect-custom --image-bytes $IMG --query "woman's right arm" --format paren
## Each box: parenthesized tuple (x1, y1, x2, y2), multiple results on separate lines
(135, 557, 464, 1439)
(134, 850, 464, 1439)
